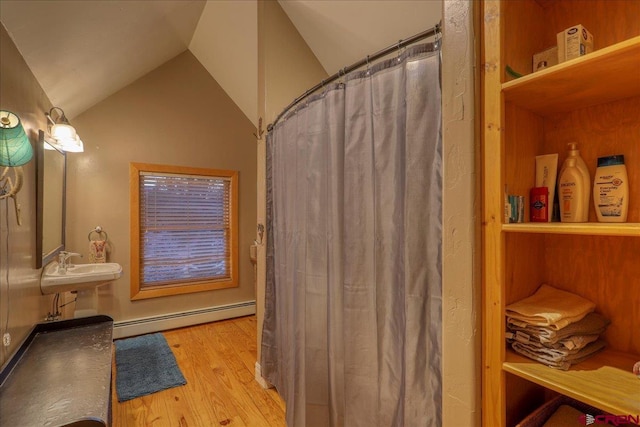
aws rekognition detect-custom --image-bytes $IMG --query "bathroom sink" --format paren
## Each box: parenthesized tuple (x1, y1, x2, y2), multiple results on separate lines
(41, 262, 123, 294)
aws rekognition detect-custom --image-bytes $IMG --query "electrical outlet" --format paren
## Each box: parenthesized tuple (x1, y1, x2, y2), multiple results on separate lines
(2, 333, 10, 347)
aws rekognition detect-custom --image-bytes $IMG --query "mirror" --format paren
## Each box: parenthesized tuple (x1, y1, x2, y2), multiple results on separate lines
(36, 130, 66, 268)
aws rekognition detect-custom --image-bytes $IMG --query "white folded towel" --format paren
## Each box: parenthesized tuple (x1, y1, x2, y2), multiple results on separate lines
(511, 339, 606, 370)
(507, 312, 610, 345)
(510, 334, 600, 358)
(508, 330, 600, 351)
(506, 284, 595, 330)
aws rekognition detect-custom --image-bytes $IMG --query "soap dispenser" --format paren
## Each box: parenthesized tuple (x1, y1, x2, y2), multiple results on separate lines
(559, 142, 590, 222)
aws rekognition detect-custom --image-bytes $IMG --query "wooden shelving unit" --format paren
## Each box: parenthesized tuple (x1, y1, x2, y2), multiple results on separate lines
(503, 349, 640, 417)
(502, 222, 640, 237)
(482, 1, 640, 426)
(502, 36, 640, 115)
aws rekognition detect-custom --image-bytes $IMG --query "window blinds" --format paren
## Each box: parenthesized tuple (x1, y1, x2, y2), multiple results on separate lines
(139, 172, 231, 287)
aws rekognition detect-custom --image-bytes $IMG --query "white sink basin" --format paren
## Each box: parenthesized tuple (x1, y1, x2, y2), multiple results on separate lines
(41, 262, 123, 294)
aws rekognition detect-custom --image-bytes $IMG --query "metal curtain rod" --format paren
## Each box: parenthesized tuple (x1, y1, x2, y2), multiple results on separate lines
(267, 21, 442, 131)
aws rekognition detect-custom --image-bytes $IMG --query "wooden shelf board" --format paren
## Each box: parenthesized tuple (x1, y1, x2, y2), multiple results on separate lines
(503, 36, 640, 115)
(504, 349, 640, 416)
(502, 222, 640, 237)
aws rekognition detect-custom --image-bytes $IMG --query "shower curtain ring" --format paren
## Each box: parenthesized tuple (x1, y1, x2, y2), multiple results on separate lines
(435, 22, 443, 45)
(338, 67, 347, 86)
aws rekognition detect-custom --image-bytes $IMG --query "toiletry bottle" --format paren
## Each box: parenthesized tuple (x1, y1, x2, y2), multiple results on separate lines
(530, 187, 549, 222)
(535, 154, 558, 222)
(559, 157, 586, 222)
(593, 154, 629, 222)
(559, 143, 590, 221)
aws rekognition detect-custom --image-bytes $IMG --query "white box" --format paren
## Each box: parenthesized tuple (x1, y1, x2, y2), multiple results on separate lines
(533, 46, 558, 72)
(557, 25, 593, 62)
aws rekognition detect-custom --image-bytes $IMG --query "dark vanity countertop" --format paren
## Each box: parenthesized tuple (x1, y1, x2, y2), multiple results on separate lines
(0, 315, 113, 427)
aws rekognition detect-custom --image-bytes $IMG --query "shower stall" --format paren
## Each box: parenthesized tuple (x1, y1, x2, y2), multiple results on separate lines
(256, 2, 478, 425)
(262, 25, 442, 427)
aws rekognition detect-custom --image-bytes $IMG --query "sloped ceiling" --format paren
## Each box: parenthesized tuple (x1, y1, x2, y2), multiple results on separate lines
(189, 1, 258, 127)
(0, 0, 206, 119)
(1, 0, 442, 126)
(278, 0, 442, 75)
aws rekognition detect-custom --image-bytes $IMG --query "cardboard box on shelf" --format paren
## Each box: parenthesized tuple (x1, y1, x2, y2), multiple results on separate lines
(533, 46, 558, 72)
(557, 25, 594, 62)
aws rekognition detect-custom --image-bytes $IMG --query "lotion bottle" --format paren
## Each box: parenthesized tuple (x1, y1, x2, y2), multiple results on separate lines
(559, 143, 590, 221)
(559, 158, 586, 222)
(593, 155, 629, 222)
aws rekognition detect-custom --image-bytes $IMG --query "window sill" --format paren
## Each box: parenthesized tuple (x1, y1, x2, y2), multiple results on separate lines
(131, 278, 238, 300)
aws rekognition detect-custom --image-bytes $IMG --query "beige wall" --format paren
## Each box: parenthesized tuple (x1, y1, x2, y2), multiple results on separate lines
(0, 23, 53, 366)
(442, 1, 480, 425)
(258, 1, 328, 125)
(66, 51, 257, 324)
(255, 0, 329, 366)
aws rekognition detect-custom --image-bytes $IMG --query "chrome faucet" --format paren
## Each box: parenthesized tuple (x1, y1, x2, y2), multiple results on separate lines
(58, 251, 82, 273)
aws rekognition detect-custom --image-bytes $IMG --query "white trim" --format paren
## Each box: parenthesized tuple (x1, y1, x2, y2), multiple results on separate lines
(254, 361, 273, 389)
(112, 300, 256, 339)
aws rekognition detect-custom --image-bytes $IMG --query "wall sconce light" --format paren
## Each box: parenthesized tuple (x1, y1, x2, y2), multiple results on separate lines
(0, 110, 33, 225)
(45, 106, 84, 153)
(0, 110, 32, 166)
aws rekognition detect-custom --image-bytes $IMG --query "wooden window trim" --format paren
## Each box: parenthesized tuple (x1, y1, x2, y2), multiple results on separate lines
(130, 162, 239, 300)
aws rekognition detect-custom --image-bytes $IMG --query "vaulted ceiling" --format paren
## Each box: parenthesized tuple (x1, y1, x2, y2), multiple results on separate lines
(1, 1, 441, 126)
(0, 1, 206, 120)
(278, 1, 441, 77)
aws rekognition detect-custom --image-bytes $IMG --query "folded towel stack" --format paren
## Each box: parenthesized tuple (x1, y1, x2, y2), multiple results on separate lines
(506, 284, 610, 370)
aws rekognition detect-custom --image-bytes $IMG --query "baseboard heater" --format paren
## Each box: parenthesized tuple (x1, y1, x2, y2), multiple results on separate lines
(112, 300, 256, 339)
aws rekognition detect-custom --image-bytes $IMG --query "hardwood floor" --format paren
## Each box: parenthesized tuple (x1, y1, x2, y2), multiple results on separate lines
(111, 316, 286, 427)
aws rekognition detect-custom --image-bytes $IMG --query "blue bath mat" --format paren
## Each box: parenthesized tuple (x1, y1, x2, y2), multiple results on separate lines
(114, 333, 186, 402)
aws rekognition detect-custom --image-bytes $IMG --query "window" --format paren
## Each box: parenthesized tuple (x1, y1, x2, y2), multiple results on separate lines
(130, 163, 238, 300)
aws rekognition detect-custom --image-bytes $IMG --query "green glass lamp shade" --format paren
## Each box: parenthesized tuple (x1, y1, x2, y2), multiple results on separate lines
(0, 111, 33, 167)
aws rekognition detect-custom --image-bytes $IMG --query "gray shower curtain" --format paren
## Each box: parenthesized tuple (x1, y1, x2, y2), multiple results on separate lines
(262, 43, 442, 427)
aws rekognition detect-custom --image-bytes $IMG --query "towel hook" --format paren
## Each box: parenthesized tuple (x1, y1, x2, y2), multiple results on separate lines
(88, 226, 108, 242)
